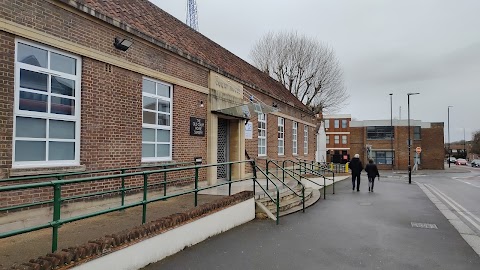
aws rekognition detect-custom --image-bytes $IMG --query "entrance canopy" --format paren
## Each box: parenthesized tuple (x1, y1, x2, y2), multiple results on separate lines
(212, 102, 279, 120)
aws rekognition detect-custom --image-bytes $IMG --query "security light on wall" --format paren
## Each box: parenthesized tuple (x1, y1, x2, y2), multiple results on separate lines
(114, 38, 133, 51)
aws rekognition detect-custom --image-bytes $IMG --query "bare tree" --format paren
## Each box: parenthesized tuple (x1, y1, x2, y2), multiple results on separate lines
(250, 31, 348, 114)
(472, 130, 480, 155)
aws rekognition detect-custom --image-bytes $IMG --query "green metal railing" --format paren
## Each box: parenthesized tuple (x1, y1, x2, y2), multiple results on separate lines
(295, 158, 336, 195)
(0, 160, 280, 252)
(254, 166, 280, 225)
(266, 159, 305, 213)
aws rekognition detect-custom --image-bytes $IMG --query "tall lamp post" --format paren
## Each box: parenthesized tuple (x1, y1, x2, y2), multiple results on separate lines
(408, 93, 419, 184)
(389, 93, 394, 170)
(448, 106, 453, 168)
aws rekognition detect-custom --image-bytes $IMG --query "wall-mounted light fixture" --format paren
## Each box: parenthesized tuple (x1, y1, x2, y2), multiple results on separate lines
(199, 101, 204, 108)
(114, 38, 133, 51)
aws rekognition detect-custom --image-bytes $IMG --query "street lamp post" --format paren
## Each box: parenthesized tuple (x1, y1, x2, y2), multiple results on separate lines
(408, 93, 419, 184)
(390, 93, 394, 170)
(448, 106, 453, 168)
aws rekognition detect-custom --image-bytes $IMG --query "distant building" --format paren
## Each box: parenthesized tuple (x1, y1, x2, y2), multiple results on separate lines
(350, 120, 444, 170)
(324, 114, 351, 164)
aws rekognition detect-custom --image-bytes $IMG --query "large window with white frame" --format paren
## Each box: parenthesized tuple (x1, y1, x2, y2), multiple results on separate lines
(334, 135, 340, 144)
(278, 117, 284, 155)
(13, 40, 81, 168)
(292, 121, 298, 155)
(304, 126, 308, 154)
(342, 135, 347, 144)
(258, 113, 267, 156)
(324, 119, 329, 129)
(142, 78, 172, 161)
(326, 135, 330, 145)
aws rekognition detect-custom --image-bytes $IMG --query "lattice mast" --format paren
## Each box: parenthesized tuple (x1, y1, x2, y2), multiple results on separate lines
(186, 0, 199, 31)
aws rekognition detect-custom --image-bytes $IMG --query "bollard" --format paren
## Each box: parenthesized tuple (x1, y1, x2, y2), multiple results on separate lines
(330, 162, 334, 171)
(345, 162, 349, 173)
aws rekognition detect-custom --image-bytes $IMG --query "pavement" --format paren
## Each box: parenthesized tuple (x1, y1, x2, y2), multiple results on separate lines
(143, 171, 480, 270)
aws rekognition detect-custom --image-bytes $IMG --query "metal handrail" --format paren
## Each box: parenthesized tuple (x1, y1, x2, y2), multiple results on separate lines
(283, 160, 328, 199)
(0, 161, 196, 183)
(254, 165, 280, 225)
(266, 160, 305, 213)
(0, 160, 274, 252)
(295, 158, 335, 194)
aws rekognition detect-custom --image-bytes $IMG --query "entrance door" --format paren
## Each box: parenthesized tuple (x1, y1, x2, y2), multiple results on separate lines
(217, 119, 229, 179)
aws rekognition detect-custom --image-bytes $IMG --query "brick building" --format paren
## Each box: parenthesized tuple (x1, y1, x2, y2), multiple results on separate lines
(0, 0, 317, 186)
(324, 114, 351, 164)
(350, 119, 444, 170)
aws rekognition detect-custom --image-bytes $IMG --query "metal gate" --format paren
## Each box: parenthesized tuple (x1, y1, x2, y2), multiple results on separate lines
(217, 119, 229, 179)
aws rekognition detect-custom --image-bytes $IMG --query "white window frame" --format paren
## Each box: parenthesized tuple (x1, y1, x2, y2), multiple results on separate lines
(324, 119, 329, 129)
(342, 119, 348, 128)
(278, 117, 285, 156)
(292, 121, 298, 155)
(334, 135, 340, 144)
(334, 120, 340, 128)
(142, 77, 173, 162)
(258, 113, 267, 157)
(304, 126, 308, 155)
(13, 39, 81, 168)
(326, 135, 330, 145)
(342, 135, 347, 144)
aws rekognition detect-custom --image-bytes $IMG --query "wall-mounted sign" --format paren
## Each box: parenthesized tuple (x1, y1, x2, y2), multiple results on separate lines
(190, 117, 205, 136)
(245, 121, 253, 139)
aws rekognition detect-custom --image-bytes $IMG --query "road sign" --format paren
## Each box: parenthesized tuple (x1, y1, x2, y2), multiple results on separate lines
(416, 147, 422, 154)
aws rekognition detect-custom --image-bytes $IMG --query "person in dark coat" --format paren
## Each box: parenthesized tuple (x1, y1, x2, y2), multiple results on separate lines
(364, 159, 380, 192)
(349, 154, 363, 192)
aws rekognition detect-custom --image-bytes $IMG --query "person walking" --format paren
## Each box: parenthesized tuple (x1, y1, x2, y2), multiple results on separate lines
(365, 159, 380, 192)
(349, 154, 363, 192)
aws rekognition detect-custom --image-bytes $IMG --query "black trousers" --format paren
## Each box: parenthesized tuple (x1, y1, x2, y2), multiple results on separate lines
(352, 173, 360, 190)
(368, 176, 376, 190)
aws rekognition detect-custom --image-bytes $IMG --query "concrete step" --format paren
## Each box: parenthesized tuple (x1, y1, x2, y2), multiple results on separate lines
(257, 185, 305, 206)
(255, 187, 317, 219)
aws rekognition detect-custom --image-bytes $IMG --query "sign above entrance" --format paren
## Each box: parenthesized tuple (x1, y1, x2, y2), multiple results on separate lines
(209, 72, 243, 98)
(190, 117, 205, 136)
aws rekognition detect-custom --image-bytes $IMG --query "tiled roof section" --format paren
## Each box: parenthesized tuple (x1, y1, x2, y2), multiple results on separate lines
(77, 0, 308, 111)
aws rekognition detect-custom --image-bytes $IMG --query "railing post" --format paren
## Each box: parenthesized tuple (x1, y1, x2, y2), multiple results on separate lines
(121, 169, 126, 207)
(276, 187, 280, 225)
(323, 177, 326, 200)
(142, 174, 148, 224)
(332, 172, 335, 194)
(52, 183, 61, 252)
(252, 160, 257, 196)
(194, 167, 199, 207)
(228, 163, 232, 196)
(302, 187, 305, 213)
(163, 166, 167, 199)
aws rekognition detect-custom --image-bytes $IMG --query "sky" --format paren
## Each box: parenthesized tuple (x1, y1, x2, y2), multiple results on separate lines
(150, 0, 480, 142)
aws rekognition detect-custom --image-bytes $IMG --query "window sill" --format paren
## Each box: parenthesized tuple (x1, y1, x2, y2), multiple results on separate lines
(9, 165, 86, 177)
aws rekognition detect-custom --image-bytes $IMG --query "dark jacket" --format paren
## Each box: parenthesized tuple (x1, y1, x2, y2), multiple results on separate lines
(349, 158, 363, 175)
(365, 163, 380, 178)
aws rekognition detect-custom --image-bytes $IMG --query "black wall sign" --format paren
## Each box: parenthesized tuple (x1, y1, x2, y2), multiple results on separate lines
(190, 117, 205, 136)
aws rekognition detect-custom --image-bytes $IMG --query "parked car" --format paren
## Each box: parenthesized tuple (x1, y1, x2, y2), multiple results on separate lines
(471, 159, 480, 167)
(447, 157, 457, 164)
(455, 158, 467, 165)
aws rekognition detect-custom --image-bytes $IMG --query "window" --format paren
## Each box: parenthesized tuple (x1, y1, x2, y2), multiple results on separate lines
(414, 126, 421, 140)
(334, 120, 339, 128)
(342, 119, 348, 128)
(342, 135, 347, 144)
(292, 121, 298, 155)
(304, 126, 308, 154)
(142, 78, 172, 161)
(258, 113, 267, 156)
(324, 119, 329, 129)
(372, 151, 394, 165)
(278, 117, 284, 155)
(367, 126, 394, 140)
(13, 40, 81, 167)
(326, 135, 330, 145)
(334, 135, 339, 144)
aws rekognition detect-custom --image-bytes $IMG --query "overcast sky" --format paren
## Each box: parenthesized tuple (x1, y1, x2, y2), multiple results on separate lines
(150, 0, 480, 142)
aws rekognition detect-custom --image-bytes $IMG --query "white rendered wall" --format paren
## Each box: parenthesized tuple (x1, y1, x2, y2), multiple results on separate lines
(73, 198, 255, 270)
(316, 122, 327, 162)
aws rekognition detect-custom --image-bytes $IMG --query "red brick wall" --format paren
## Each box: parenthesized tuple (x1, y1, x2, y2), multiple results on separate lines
(0, 32, 15, 179)
(421, 123, 444, 169)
